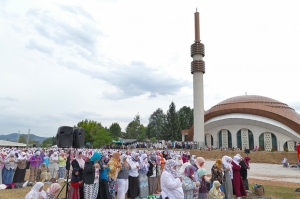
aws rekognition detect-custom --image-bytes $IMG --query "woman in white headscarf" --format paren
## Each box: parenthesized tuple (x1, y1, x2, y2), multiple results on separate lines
(48, 152, 59, 179)
(138, 153, 150, 198)
(117, 154, 131, 199)
(208, 181, 224, 199)
(2, 151, 15, 184)
(25, 182, 45, 199)
(231, 155, 246, 199)
(175, 155, 183, 173)
(127, 152, 140, 199)
(13, 151, 27, 183)
(161, 159, 184, 199)
(222, 155, 233, 199)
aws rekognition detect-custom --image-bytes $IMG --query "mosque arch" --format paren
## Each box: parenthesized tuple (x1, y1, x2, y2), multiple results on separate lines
(259, 132, 278, 151)
(237, 129, 254, 150)
(283, 140, 297, 151)
(218, 129, 232, 149)
(205, 134, 213, 148)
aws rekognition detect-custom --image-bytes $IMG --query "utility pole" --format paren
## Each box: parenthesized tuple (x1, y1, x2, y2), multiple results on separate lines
(17, 130, 20, 142)
(27, 129, 31, 146)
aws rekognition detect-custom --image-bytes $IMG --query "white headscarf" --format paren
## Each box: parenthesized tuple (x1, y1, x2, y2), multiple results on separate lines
(233, 155, 241, 165)
(50, 152, 58, 161)
(17, 152, 27, 161)
(25, 182, 44, 199)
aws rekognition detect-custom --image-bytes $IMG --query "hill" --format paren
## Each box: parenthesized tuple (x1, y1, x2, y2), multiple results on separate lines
(0, 133, 49, 143)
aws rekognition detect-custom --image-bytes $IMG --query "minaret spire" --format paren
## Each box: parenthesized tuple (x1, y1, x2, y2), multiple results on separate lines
(191, 9, 206, 149)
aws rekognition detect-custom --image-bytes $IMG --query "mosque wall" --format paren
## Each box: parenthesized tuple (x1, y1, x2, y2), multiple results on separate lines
(205, 124, 297, 151)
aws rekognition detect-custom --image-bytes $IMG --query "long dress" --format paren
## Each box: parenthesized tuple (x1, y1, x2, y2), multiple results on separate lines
(13, 159, 27, 183)
(222, 164, 233, 199)
(2, 158, 15, 184)
(231, 161, 247, 197)
(182, 175, 196, 199)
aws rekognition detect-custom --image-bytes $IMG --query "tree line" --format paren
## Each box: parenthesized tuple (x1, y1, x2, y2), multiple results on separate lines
(75, 102, 193, 148)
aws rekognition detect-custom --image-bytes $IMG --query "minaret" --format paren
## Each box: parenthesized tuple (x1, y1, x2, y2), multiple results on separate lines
(191, 9, 205, 148)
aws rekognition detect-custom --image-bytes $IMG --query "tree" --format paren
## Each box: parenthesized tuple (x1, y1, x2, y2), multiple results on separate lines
(92, 126, 113, 148)
(19, 135, 27, 144)
(75, 119, 103, 144)
(177, 106, 193, 130)
(109, 123, 122, 138)
(125, 114, 141, 139)
(147, 108, 166, 140)
(42, 137, 54, 147)
(136, 125, 147, 141)
(165, 102, 180, 141)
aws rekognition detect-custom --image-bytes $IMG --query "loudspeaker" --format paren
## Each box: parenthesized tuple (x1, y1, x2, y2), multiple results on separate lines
(245, 149, 250, 154)
(73, 127, 85, 148)
(56, 126, 74, 148)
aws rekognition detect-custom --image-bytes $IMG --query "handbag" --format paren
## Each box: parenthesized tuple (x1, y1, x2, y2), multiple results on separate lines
(253, 184, 264, 196)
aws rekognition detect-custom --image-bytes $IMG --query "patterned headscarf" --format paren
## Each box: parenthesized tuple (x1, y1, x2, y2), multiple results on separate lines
(164, 159, 181, 178)
(184, 165, 197, 180)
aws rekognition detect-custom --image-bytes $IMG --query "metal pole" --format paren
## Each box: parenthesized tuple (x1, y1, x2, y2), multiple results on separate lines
(17, 130, 20, 142)
(27, 129, 31, 146)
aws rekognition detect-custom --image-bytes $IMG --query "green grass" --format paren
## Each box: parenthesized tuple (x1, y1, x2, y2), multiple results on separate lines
(249, 183, 300, 199)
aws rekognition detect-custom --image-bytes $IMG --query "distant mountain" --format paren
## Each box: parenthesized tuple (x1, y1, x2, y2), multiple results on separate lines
(0, 133, 49, 143)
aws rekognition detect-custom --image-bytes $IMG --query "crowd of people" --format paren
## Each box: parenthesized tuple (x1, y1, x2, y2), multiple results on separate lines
(0, 147, 251, 199)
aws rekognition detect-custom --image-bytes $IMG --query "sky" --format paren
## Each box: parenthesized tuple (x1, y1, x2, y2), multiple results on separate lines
(0, 0, 300, 137)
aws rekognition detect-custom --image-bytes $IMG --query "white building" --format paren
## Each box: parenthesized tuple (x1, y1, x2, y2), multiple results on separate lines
(183, 95, 300, 151)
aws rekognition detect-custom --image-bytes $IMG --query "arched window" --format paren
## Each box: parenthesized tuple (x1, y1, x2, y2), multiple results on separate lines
(218, 130, 232, 148)
(259, 132, 277, 151)
(237, 129, 254, 150)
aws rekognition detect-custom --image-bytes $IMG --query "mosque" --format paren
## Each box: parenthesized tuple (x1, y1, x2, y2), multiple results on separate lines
(182, 95, 300, 152)
(184, 10, 300, 151)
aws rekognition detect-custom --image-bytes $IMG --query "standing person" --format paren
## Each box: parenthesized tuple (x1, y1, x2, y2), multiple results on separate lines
(127, 152, 140, 199)
(28, 151, 42, 185)
(0, 152, 3, 184)
(48, 152, 59, 179)
(208, 181, 225, 199)
(13, 151, 27, 184)
(71, 151, 85, 199)
(68, 168, 83, 199)
(138, 153, 150, 198)
(156, 154, 162, 193)
(58, 152, 67, 179)
(117, 154, 131, 199)
(2, 151, 15, 185)
(83, 152, 101, 199)
(160, 159, 184, 199)
(231, 155, 247, 199)
(182, 165, 200, 199)
(197, 168, 209, 199)
(108, 151, 122, 199)
(240, 156, 250, 190)
(222, 155, 233, 199)
(25, 182, 45, 199)
(147, 155, 159, 195)
(175, 155, 183, 173)
(210, 159, 224, 192)
(98, 156, 110, 199)
(45, 183, 61, 199)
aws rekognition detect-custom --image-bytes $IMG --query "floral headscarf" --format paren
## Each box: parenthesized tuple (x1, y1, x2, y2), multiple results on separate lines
(164, 159, 181, 178)
(184, 165, 197, 180)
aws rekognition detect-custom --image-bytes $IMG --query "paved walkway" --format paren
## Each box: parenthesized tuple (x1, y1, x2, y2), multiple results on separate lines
(204, 160, 300, 183)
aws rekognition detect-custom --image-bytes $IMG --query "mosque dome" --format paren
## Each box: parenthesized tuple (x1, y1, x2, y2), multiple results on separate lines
(205, 95, 300, 134)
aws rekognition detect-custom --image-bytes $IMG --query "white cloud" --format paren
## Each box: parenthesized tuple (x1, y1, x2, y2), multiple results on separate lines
(0, 0, 299, 137)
